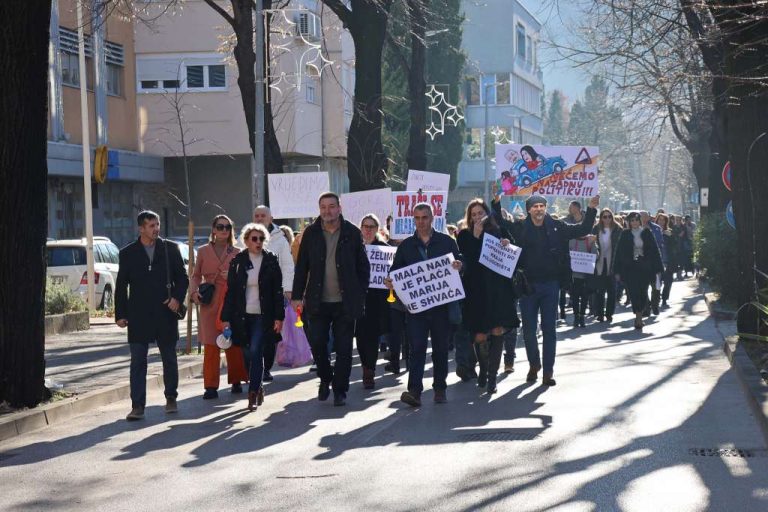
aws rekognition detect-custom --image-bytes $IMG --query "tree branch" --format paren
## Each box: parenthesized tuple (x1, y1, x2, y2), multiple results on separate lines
(202, 0, 236, 29)
(322, 0, 352, 26)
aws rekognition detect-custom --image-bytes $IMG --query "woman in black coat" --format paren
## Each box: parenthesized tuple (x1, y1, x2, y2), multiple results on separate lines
(355, 214, 391, 389)
(221, 223, 285, 411)
(591, 208, 623, 323)
(457, 198, 519, 394)
(614, 212, 664, 330)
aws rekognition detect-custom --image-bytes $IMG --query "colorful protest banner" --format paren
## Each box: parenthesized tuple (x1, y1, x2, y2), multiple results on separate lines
(570, 250, 597, 274)
(268, 172, 330, 219)
(366, 245, 396, 289)
(390, 253, 465, 313)
(479, 233, 521, 278)
(341, 188, 392, 227)
(390, 190, 447, 240)
(406, 169, 451, 192)
(495, 144, 600, 198)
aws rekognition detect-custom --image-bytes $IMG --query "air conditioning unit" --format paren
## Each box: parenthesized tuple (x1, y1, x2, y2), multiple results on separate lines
(295, 12, 321, 41)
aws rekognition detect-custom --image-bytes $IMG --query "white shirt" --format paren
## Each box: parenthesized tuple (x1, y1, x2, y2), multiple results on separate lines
(245, 252, 263, 314)
(632, 228, 644, 259)
(597, 228, 612, 274)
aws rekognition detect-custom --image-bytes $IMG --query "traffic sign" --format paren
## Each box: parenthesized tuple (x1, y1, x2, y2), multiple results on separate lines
(726, 201, 735, 229)
(722, 161, 732, 191)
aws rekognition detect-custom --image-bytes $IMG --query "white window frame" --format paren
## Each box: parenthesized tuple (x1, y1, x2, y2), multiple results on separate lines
(136, 53, 229, 94)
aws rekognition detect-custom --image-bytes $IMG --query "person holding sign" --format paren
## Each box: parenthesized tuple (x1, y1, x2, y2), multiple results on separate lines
(384, 203, 463, 407)
(357, 214, 391, 389)
(456, 199, 519, 394)
(291, 193, 370, 407)
(568, 235, 598, 328)
(614, 212, 663, 331)
(492, 191, 599, 386)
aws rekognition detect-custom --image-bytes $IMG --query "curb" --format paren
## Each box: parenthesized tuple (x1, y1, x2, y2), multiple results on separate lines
(723, 337, 768, 446)
(0, 354, 226, 444)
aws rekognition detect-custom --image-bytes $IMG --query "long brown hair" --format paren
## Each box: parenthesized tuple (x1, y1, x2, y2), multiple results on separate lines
(597, 208, 622, 231)
(463, 198, 498, 231)
(209, 214, 236, 246)
(656, 213, 669, 230)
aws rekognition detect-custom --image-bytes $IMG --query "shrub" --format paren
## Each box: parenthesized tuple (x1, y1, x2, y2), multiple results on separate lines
(45, 279, 88, 315)
(694, 213, 738, 303)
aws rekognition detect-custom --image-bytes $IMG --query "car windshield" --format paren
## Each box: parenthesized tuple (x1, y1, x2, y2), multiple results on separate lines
(47, 247, 86, 266)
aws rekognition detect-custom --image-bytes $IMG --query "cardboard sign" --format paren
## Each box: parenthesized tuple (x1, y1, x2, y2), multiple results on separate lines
(366, 245, 396, 290)
(495, 144, 600, 198)
(479, 233, 522, 278)
(406, 169, 451, 192)
(341, 188, 392, 228)
(268, 172, 330, 219)
(390, 190, 447, 240)
(570, 250, 597, 274)
(390, 253, 465, 313)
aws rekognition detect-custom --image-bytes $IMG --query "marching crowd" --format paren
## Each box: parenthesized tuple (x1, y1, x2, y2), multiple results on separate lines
(114, 190, 697, 420)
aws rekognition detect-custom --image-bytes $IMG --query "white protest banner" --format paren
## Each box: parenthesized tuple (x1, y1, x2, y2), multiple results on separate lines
(570, 251, 597, 274)
(390, 190, 447, 240)
(390, 253, 464, 313)
(341, 188, 392, 227)
(479, 233, 521, 278)
(366, 245, 396, 289)
(268, 172, 330, 219)
(494, 144, 600, 198)
(406, 169, 451, 192)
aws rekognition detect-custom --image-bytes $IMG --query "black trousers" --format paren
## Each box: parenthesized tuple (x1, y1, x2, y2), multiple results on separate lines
(263, 340, 276, 372)
(594, 270, 616, 318)
(625, 260, 652, 315)
(307, 302, 355, 394)
(661, 268, 674, 301)
(571, 278, 589, 316)
(388, 308, 410, 368)
(355, 317, 380, 371)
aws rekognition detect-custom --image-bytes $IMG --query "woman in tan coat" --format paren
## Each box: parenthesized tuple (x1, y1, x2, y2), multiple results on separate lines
(190, 215, 249, 399)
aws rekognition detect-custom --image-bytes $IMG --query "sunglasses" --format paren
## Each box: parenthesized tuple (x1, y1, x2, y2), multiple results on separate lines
(250, 235, 266, 242)
(215, 224, 232, 231)
(601, 215, 613, 219)
(361, 224, 378, 229)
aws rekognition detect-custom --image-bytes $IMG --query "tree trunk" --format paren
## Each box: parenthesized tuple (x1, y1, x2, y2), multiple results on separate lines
(706, 77, 729, 213)
(405, 0, 427, 172)
(0, 1, 52, 408)
(347, 3, 390, 191)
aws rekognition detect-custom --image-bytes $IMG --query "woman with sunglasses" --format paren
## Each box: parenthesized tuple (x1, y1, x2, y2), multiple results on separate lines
(614, 212, 664, 330)
(591, 208, 623, 323)
(190, 215, 248, 400)
(221, 223, 285, 411)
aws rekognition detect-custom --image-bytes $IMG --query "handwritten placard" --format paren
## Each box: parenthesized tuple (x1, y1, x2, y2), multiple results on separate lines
(390, 254, 464, 313)
(341, 188, 392, 227)
(570, 250, 597, 274)
(479, 233, 521, 278)
(366, 245, 396, 289)
(390, 190, 447, 240)
(406, 169, 451, 192)
(268, 172, 330, 219)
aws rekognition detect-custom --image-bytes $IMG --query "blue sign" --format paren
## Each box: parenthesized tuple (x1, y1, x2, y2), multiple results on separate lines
(107, 150, 120, 179)
(726, 201, 735, 229)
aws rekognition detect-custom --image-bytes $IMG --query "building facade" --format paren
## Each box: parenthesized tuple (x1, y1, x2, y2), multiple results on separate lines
(453, 0, 544, 212)
(47, 0, 164, 248)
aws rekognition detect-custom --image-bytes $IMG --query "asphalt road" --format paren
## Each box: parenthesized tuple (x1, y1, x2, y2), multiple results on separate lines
(2, 281, 767, 511)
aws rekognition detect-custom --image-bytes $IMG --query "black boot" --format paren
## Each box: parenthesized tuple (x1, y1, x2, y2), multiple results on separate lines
(474, 341, 489, 388)
(486, 335, 504, 394)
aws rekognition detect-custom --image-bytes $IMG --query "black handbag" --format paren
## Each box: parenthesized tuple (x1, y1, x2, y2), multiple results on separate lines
(512, 269, 534, 297)
(164, 240, 187, 320)
(198, 283, 215, 305)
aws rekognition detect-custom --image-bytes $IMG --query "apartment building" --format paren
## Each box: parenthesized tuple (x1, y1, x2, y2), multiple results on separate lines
(135, 0, 354, 232)
(452, 0, 544, 212)
(47, 0, 164, 248)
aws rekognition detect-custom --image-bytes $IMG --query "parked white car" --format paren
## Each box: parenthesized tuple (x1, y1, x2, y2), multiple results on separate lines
(46, 237, 120, 309)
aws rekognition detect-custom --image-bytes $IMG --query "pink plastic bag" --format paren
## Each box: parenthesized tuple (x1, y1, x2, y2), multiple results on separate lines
(276, 305, 313, 368)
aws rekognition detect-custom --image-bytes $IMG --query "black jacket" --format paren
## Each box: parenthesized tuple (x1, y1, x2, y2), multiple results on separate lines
(291, 215, 370, 319)
(357, 239, 391, 337)
(614, 228, 664, 278)
(220, 250, 285, 347)
(115, 238, 189, 344)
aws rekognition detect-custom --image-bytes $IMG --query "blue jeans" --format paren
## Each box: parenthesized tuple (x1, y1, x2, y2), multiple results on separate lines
(406, 305, 450, 395)
(520, 280, 559, 375)
(453, 326, 475, 371)
(129, 340, 178, 408)
(242, 314, 265, 393)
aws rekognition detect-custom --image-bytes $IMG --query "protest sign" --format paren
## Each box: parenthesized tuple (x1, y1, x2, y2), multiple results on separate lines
(341, 188, 392, 227)
(570, 250, 597, 274)
(366, 245, 396, 289)
(390, 190, 447, 240)
(495, 144, 600, 198)
(268, 172, 330, 219)
(479, 233, 521, 278)
(390, 254, 465, 313)
(406, 169, 451, 192)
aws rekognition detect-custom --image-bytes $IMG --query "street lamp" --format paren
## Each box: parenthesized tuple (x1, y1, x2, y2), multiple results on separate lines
(484, 80, 508, 203)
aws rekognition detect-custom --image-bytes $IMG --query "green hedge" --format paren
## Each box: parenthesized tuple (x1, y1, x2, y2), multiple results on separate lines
(694, 213, 738, 303)
(45, 279, 87, 315)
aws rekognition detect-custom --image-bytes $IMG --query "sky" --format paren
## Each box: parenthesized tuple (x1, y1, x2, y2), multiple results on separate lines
(517, 0, 586, 105)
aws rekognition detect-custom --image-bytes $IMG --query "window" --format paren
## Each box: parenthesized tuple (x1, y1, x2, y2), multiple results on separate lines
(481, 74, 497, 105)
(137, 57, 227, 93)
(59, 27, 94, 89)
(47, 247, 87, 267)
(106, 64, 122, 96)
(516, 24, 526, 59)
(306, 83, 317, 104)
(186, 66, 204, 88)
(465, 128, 483, 160)
(105, 41, 124, 96)
(526, 35, 533, 63)
(497, 74, 510, 104)
(61, 52, 81, 87)
(208, 65, 226, 87)
(464, 76, 479, 105)
(186, 64, 225, 90)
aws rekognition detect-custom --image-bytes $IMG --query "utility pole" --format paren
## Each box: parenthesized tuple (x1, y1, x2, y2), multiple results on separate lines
(252, 2, 266, 212)
(659, 144, 672, 209)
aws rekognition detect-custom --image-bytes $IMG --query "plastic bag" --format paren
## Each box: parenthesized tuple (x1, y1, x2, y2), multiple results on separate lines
(276, 305, 313, 368)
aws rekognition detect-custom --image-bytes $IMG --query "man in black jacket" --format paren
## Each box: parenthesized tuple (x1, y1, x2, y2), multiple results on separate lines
(291, 192, 370, 406)
(115, 211, 188, 421)
(385, 203, 463, 407)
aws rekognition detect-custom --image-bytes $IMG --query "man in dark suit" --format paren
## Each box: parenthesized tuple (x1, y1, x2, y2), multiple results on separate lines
(115, 210, 188, 421)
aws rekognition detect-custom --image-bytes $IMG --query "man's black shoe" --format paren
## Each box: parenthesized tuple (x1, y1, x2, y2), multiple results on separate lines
(652, 305, 659, 315)
(318, 382, 331, 401)
(384, 362, 401, 375)
(263, 370, 274, 382)
(203, 388, 218, 399)
(333, 392, 346, 406)
(456, 365, 472, 382)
